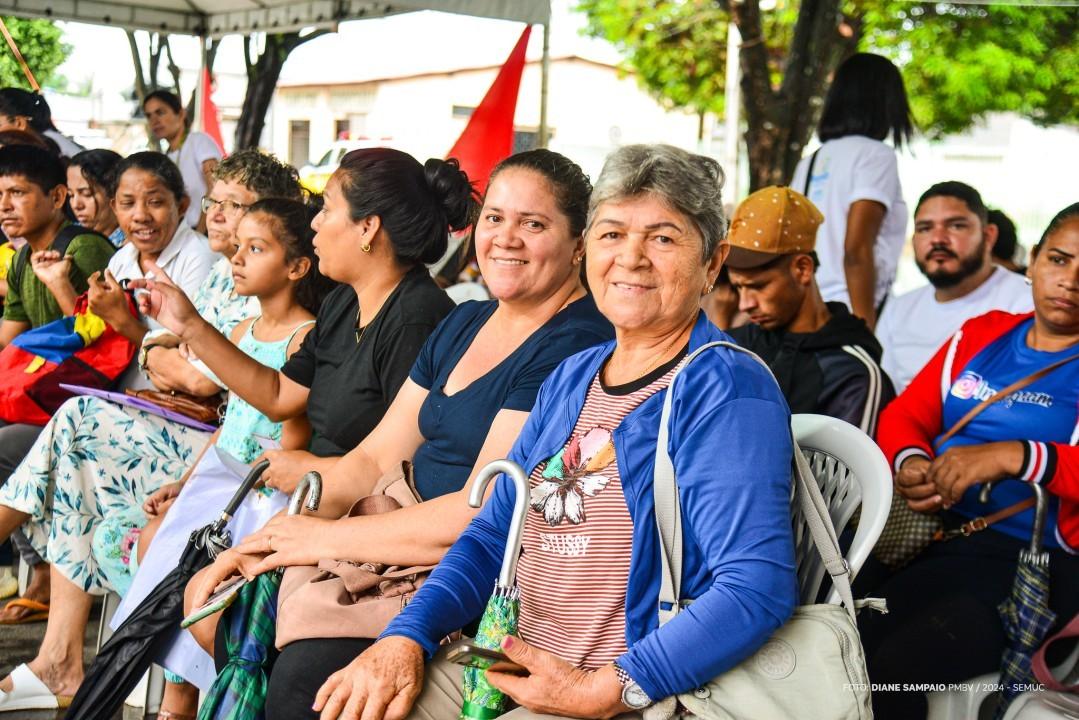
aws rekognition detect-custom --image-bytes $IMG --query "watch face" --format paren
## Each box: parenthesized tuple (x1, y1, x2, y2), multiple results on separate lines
(622, 683, 651, 709)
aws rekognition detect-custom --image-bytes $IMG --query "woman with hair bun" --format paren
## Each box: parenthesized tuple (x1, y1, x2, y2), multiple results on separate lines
(179, 149, 615, 717)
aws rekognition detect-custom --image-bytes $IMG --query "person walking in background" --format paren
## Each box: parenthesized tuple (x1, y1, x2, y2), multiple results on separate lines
(142, 89, 222, 233)
(876, 182, 1032, 392)
(725, 187, 893, 435)
(791, 52, 913, 330)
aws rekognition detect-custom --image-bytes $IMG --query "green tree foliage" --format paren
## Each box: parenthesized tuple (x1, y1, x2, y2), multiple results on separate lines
(0, 17, 71, 90)
(579, 1, 1079, 187)
(866, 3, 1079, 134)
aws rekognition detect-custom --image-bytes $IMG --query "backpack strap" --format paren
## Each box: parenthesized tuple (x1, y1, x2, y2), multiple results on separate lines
(8, 224, 109, 299)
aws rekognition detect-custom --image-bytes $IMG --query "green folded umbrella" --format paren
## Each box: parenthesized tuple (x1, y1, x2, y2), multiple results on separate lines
(198, 471, 323, 720)
(461, 459, 530, 720)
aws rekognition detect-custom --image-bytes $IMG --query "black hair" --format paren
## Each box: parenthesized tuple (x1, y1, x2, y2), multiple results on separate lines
(0, 128, 52, 151)
(142, 90, 183, 115)
(0, 88, 56, 133)
(0, 143, 66, 193)
(245, 196, 337, 315)
(337, 148, 478, 265)
(987, 208, 1017, 262)
(1034, 202, 1079, 255)
(69, 149, 124, 198)
(916, 181, 988, 225)
(213, 149, 302, 201)
(488, 149, 593, 238)
(818, 53, 913, 150)
(108, 151, 186, 203)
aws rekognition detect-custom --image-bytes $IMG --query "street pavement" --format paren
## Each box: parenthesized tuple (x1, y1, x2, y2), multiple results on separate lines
(0, 597, 143, 719)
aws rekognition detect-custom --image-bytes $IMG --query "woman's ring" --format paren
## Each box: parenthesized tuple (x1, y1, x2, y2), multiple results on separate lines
(267, 536, 274, 552)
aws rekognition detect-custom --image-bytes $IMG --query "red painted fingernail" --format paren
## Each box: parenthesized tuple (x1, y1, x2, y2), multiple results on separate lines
(501, 635, 514, 650)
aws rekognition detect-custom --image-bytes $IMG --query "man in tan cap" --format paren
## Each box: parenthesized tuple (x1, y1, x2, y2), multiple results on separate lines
(723, 186, 894, 435)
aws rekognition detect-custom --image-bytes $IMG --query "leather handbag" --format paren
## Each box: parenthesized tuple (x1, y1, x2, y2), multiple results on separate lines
(274, 461, 436, 649)
(650, 342, 874, 720)
(125, 388, 224, 426)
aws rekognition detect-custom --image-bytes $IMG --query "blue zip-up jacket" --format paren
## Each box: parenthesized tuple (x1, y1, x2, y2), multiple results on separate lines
(383, 313, 798, 701)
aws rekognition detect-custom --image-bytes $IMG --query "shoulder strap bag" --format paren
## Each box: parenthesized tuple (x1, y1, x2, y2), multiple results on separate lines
(274, 461, 438, 649)
(652, 340, 874, 720)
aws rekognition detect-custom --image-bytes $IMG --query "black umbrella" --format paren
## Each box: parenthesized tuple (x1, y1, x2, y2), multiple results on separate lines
(65, 460, 270, 720)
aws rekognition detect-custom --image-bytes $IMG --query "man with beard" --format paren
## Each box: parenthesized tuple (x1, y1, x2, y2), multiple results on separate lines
(876, 182, 1032, 392)
(726, 187, 893, 435)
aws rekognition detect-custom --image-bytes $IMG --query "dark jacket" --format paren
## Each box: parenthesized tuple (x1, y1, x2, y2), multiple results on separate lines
(729, 302, 895, 435)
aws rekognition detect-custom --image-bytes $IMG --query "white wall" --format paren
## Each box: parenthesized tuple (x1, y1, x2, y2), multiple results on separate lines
(272, 58, 701, 177)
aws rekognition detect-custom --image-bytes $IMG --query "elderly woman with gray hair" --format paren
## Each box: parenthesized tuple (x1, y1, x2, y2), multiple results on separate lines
(309, 144, 798, 720)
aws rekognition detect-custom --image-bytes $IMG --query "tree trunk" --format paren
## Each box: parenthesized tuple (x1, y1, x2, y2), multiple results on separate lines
(233, 31, 327, 150)
(731, 0, 858, 190)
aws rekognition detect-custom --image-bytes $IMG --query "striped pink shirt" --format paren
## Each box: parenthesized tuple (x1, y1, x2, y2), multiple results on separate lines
(517, 359, 682, 669)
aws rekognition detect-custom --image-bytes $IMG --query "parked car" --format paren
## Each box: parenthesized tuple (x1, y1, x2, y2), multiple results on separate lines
(299, 138, 394, 193)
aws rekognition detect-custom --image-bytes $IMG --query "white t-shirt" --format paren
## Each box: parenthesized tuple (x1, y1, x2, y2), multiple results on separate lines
(108, 223, 219, 389)
(43, 129, 84, 158)
(167, 131, 223, 228)
(791, 136, 908, 310)
(876, 266, 1034, 393)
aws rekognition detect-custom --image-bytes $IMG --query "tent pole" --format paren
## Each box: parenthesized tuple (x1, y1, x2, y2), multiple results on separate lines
(538, 20, 550, 148)
(194, 35, 207, 134)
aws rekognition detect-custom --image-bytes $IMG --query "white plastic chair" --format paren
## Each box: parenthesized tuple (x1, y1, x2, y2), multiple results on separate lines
(926, 641, 1079, 720)
(791, 413, 892, 605)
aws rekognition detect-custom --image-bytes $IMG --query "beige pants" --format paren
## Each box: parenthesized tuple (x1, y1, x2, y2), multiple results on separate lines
(407, 648, 644, 719)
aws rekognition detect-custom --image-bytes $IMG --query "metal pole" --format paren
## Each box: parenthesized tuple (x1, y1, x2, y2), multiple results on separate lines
(538, 21, 550, 148)
(723, 21, 741, 200)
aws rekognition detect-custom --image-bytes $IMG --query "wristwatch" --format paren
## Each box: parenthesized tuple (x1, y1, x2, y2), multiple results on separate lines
(613, 662, 653, 710)
(138, 343, 162, 373)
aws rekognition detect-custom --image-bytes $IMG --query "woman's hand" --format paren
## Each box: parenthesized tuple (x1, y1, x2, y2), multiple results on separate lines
(87, 270, 134, 327)
(486, 636, 627, 719)
(313, 636, 425, 720)
(129, 263, 202, 339)
(895, 455, 941, 513)
(143, 481, 183, 517)
(928, 441, 1024, 508)
(233, 513, 339, 572)
(187, 548, 269, 610)
(256, 449, 319, 494)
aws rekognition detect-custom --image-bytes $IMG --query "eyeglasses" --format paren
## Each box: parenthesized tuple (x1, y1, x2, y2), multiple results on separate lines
(201, 197, 252, 216)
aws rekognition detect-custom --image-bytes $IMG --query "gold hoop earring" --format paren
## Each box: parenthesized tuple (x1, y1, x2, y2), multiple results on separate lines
(361, 243, 372, 253)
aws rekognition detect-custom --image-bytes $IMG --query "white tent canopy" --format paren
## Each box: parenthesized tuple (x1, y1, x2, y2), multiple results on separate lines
(0, 0, 548, 37)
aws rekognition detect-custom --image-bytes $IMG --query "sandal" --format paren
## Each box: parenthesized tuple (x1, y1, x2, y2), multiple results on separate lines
(0, 597, 49, 624)
(0, 664, 73, 711)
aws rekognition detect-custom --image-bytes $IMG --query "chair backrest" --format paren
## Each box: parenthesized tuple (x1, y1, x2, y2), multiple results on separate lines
(791, 414, 892, 605)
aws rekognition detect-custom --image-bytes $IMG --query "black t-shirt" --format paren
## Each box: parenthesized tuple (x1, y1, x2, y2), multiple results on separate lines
(281, 265, 455, 457)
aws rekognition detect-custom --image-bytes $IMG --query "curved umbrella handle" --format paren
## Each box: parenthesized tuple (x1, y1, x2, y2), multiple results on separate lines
(469, 459, 529, 589)
(220, 459, 270, 521)
(288, 471, 323, 515)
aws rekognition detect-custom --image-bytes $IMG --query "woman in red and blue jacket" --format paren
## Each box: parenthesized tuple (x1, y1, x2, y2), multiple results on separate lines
(863, 203, 1079, 720)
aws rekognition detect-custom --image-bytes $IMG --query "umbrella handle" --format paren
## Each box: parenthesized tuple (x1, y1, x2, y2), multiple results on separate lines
(219, 459, 271, 521)
(469, 459, 529, 588)
(288, 471, 323, 515)
(983, 481, 1050, 559)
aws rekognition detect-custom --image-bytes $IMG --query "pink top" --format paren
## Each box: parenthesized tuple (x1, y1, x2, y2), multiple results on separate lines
(516, 359, 683, 669)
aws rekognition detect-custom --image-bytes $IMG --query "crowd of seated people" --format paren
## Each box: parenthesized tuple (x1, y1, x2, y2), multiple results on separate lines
(0, 58, 1073, 720)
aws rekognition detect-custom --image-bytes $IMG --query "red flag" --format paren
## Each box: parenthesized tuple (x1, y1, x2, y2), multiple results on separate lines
(447, 26, 531, 194)
(200, 66, 225, 154)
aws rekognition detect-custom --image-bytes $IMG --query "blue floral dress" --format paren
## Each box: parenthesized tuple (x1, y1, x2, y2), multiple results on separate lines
(0, 257, 260, 594)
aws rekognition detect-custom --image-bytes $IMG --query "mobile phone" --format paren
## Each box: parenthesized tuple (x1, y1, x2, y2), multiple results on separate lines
(180, 576, 248, 628)
(445, 640, 527, 675)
